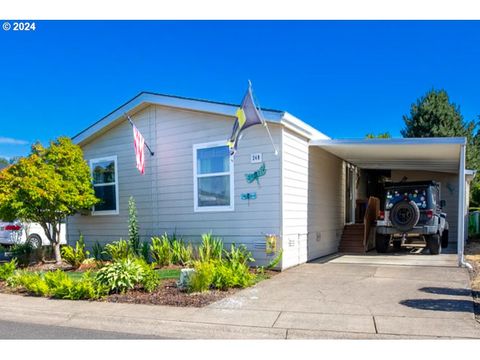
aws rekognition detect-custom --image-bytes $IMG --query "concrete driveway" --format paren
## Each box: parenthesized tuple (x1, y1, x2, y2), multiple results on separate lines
(209, 254, 480, 338)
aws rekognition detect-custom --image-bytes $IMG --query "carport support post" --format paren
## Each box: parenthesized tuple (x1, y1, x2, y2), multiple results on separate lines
(457, 144, 470, 268)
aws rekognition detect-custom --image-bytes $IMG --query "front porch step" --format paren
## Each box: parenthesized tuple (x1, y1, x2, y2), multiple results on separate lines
(338, 224, 365, 254)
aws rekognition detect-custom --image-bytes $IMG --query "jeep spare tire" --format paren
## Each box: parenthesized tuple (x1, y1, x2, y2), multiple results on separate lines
(390, 200, 420, 232)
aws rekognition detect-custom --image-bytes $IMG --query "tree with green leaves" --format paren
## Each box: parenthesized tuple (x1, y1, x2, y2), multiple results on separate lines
(365, 132, 391, 139)
(0, 137, 99, 263)
(401, 89, 479, 167)
(401, 89, 480, 207)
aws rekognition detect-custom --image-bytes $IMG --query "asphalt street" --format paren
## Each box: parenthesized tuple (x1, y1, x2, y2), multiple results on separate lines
(0, 319, 163, 339)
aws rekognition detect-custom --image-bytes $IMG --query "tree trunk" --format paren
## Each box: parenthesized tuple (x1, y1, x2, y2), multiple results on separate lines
(53, 241, 62, 264)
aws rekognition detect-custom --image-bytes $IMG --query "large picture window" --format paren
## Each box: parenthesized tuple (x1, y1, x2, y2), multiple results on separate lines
(193, 141, 234, 212)
(90, 156, 119, 215)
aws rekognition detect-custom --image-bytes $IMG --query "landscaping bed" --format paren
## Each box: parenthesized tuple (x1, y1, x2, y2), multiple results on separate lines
(0, 267, 275, 307)
(105, 279, 237, 307)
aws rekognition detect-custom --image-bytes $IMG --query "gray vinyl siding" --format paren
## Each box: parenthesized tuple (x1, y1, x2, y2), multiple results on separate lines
(307, 146, 345, 260)
(281, 128, 309, 269)
(68, 104, 282, 265)
(391, 170, 459, 242)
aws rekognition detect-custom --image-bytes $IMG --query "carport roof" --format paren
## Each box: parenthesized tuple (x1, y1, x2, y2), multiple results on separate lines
(311, 137, 466, 173)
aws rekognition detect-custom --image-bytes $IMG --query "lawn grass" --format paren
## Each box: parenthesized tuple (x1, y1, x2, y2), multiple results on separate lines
(38, 268, 181, 281)
(156, 268, 181, 279)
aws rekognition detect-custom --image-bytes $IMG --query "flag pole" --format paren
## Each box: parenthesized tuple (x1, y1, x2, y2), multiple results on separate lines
(125, 113, 154, 156)
(248, 80, 279, 156)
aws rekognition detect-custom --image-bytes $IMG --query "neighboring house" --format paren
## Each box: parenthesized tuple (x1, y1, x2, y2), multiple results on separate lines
(69, 91, 475, 270)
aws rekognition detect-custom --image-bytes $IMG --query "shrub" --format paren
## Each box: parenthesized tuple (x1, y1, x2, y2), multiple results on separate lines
(128, 196, 140, 256)
(44, 270, 73, 298)
(10, 242, 34, 267)
(198, 233, 223, 263)
(266, 250, 283, 270)
(188, 261, 215, 292)
(0, 259, 17, 281)
(135, 259, 161, 292)
(9, 271, 49, 296)
(66, 272, 109, 300)
(95, 259, 143, 293)
(150, 234, 172, 267)
(171, 239, 193, 266)
(188, 259, 256, 293)
(92, 241, 105, 261)
(225, 244, 254, 266)
(61, 234, 90, 269)
(140, 241, 150, 263)
(103, 239, 133, 262)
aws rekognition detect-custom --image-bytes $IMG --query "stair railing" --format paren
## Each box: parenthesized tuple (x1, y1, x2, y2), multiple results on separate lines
(363, 196, 380, 251)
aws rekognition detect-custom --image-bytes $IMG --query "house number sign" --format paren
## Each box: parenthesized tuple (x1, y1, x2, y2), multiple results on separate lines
(251, 153, 262, 163)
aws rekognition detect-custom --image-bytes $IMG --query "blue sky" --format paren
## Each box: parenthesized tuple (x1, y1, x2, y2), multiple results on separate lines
(0, 20, 479, 158)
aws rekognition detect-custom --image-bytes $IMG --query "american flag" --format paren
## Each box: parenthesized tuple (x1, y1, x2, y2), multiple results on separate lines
(132, 125, 145, 174)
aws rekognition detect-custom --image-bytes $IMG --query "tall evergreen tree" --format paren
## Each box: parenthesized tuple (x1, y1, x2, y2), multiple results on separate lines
(402, 89, 480, 207)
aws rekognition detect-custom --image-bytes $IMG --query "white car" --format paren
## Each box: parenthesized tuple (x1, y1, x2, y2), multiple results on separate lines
(0, 220, 66, 248)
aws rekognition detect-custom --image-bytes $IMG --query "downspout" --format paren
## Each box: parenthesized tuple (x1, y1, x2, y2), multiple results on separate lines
(457, 143, 472, 269)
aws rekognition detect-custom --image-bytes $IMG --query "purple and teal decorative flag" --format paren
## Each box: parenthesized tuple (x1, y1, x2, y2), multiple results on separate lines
(227, 86, 264, 156)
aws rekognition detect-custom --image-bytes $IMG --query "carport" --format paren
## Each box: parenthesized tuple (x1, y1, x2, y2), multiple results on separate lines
(310, 137, 471, 268)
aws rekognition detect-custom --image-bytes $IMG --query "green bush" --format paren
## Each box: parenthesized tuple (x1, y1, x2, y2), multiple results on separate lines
(150, 234, 172, 267)
(140, 241, 150, 263)
(225, 244, 254, 266)
(61, 234, 89, 269)
(10, 242, 34, 267)
(171, 239, 193, 266)
(9, 271, 49, 296)
(189, 259, 256, 293)
(66, 272, 108, 300)
(92, 241, 105, 261)
(198, 233, 223, 262)
(103, 239, 133, 262)
(188, 261, 215, 292)
(266, 250, 283, 270)
(135, 259, 161, 292)
(0, 259, 17, 281)
(11, 269, 107, 300)
(44, 270, 73, 298)
(95, 259, 143, 293)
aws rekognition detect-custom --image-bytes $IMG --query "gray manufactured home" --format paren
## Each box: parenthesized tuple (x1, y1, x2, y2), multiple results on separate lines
(69, 92, 475, 269)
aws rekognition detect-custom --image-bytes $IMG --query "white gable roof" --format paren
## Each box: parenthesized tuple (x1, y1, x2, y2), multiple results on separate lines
(72, 91, 329, 145)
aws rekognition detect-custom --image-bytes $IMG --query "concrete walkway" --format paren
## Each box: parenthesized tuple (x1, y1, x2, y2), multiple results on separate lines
(0, 258, 478, 339)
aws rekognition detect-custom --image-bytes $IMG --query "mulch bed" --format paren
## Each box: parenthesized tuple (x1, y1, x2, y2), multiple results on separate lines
(105, 279, 237, 307)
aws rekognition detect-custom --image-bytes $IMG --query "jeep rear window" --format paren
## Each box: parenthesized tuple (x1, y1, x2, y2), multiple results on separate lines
(385, 187, 431, 210)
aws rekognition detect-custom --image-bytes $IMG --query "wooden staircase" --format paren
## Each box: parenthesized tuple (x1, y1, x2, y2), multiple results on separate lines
(338, 196, 381, 254)
(338, 224, 366, 253)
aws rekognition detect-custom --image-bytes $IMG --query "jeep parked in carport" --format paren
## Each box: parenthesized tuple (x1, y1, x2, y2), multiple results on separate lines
(375, 181, 448, 255)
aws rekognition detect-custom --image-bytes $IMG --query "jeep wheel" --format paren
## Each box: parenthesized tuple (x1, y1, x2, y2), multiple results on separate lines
(390, 200, 420, 232)
(441, 229, 449, 249)
(376, 234, 390, 253)
(426, 234, 441, 255)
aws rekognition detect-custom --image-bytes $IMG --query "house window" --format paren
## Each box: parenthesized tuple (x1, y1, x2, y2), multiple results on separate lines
(90, 156, 119, 215)
(193, 141, 234, 212)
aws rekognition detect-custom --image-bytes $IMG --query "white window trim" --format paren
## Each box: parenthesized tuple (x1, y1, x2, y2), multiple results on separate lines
(193, 141, 234, 212)
(90, 155, 119, 216)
